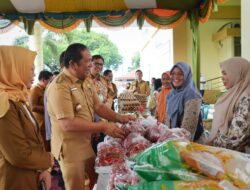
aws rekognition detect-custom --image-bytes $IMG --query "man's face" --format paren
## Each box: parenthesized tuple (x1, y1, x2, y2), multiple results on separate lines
(91, 58, 104, 76)
(42, 77, 53, 87)
(105, 72, 113, 82)
(136, 71, 142, 81)
(73, 49, 92, 80)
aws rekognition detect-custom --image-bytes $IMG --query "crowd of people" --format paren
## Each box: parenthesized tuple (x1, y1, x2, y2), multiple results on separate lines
(0, 43, 249, 190)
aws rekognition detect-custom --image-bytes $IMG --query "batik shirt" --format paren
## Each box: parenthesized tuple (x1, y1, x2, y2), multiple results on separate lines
(213, 96, 250, 153)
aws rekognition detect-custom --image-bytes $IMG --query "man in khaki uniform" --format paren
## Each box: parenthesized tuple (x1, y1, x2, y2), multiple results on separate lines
(129, 69, 150, 96)
(29, 70, 53, 151)
(47, 43, 133, 190)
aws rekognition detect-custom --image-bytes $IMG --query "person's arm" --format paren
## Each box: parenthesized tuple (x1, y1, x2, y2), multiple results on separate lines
(91, 82, 135, 123)
(213, 96, 250, 150)
(113, 83, 118, 99)
(155, 92, 161, 121)
(146, 83, 150, 96)
(129, 81, 137, 93)
(48, 83, 126, 139)
(181, 98, 202, 140)
(48, 83, 104, 132)
(58, 117, 104, 132)
(164, 105, 171, 128)
(31, 105, 44, 113)
(0, 102, 52, 170)
(29, 87, 44, 114)
(94, 102, 135, 123)
(44, 93, 52, 141)
(58, 117, 126, 139)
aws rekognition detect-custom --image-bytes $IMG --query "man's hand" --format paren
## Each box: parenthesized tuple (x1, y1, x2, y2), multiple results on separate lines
(39, 170, 51, 190)
(119, 114, 136, 123)
(102, 123, 126, 139)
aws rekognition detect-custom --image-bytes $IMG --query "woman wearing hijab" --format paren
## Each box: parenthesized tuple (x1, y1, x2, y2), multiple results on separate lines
(166, 62, 204, 141)
(0, 46, 53, 190)
(155, 72, 171, 123)
(208, 57, 250, 153)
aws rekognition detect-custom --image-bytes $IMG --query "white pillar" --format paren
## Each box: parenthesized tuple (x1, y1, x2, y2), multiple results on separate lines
(241, 0, 250, 60)
(28, 22, 43, 78)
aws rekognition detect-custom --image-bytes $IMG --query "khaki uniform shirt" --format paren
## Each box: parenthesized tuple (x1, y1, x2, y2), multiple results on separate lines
(29, 84, 45, 127)
(47, 69, 100, 162)
(130, 80, 150, 95)
(107, 82, 118, 99)
(0, 101, 51, 190)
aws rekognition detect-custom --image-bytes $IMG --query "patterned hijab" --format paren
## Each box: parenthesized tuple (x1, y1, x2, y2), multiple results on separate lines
(0, 46, 36, 117)
(167, 62, 201, 128)
(209, 57, 250, 141)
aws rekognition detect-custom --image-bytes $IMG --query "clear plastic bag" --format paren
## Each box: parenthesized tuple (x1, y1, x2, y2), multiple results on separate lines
(108, 162, 140, 190)
(96, 142, 125, 167)
(122, 132, 151, 157)
(157, 128, 191, 143)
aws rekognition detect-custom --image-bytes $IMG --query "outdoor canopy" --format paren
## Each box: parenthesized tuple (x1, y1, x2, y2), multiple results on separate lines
(0, 0, 225, 88)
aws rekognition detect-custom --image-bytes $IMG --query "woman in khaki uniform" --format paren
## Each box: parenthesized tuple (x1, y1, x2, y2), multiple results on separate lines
(0, 46, 53, 190)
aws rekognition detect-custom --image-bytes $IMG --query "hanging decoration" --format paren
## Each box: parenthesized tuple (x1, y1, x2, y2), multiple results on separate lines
(0, 19, 18, 33)
(0, 0, 226, 87)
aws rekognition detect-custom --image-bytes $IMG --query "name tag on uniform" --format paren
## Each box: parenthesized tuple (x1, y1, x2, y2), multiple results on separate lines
(70, 87, 78, 91)
(87, 84, 93, 96)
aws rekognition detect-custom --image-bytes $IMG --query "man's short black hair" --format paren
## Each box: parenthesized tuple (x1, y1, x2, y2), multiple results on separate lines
(92, 55, 104, 62)
(64, 43, 88, 68)
(135, 69, 142, 74)
(38, 70, 53, 81)
(53, 71, 60, 76)
(59, 51, 65, 66)
(103, 69, 112, 76)
(154, 78, 162, 91)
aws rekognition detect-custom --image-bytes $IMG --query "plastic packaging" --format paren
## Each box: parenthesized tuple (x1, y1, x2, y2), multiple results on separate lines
(132, 140, 250, 188)
(157, 128, 191, 143)
(123, 132, 151, 157)
(108, 162, 140, 190)
(117, 180, 223, 190)
(96, 142, 125, 166)
(131, 141, 204, 181)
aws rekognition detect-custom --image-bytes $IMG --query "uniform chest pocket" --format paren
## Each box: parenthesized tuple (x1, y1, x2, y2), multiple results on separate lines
(70, 88, 86, 114)
(84, 86, 95, 107)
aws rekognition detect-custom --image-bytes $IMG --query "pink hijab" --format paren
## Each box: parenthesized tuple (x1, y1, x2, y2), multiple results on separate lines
(209, 57, 250, 141)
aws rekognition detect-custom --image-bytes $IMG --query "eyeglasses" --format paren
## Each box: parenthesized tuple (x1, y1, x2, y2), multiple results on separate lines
(171, 72, 183, 77)
(162, 78, 170, 80)
(94, 62, 104, 67)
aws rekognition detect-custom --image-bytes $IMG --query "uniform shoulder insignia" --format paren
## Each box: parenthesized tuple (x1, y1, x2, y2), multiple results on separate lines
(100, 75, 106, 80)
(85, 77, 93, 84)
(131, 81, 136, 85)
(55, 74, 66, 84)
(100, 76, 108, 84)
